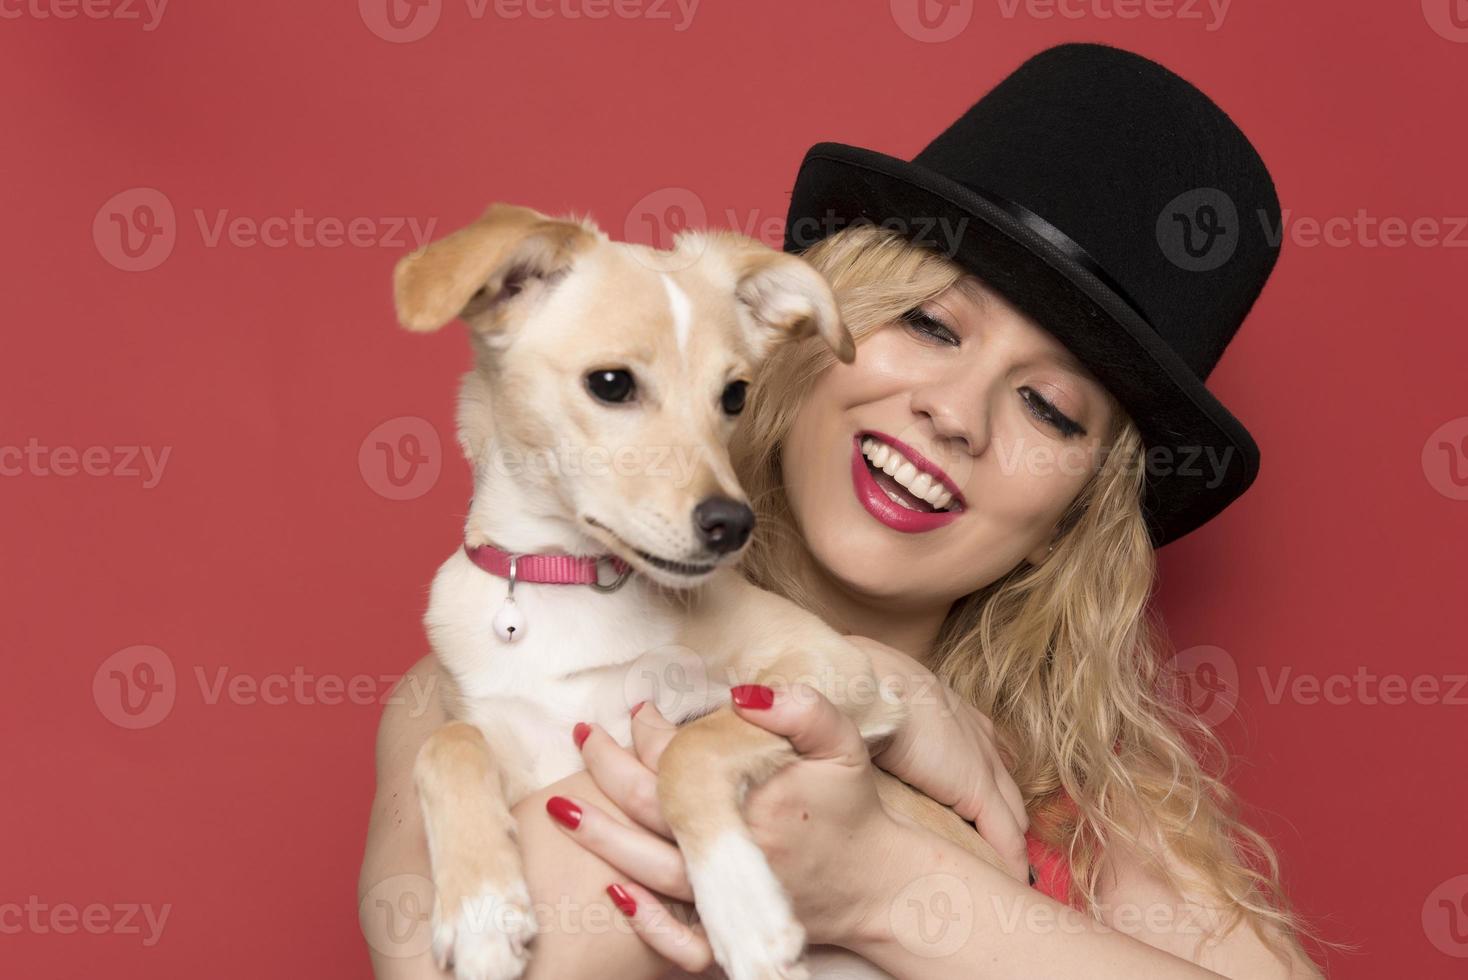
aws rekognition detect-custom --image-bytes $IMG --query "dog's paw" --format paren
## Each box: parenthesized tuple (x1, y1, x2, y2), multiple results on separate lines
(431, 879, 538, 980)
(688, 833, 809, 980)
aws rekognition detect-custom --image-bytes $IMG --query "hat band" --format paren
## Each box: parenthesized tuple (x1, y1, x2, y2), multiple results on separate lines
(963, 182, 1157, 332)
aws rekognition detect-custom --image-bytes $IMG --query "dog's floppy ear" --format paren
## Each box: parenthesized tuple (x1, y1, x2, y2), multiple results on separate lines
(393, 203, 598, 333)
(722, 238, 854, 364)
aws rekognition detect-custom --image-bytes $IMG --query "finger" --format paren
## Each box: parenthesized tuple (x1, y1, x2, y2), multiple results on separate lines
(629, 699, 677, 772)
(968, 793, 1030, 882)
(990, 759, 1030, 835)
(729, 682, 869, 767)
(545, 795, 693, 901)
(577, 723, 672, 837)
(606, 881, 713, 975)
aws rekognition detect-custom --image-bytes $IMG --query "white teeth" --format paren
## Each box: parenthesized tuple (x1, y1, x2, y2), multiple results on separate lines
(859, 436, 957, 512)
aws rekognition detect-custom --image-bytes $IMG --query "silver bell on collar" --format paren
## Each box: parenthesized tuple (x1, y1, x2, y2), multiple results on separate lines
(492, 555, 526, 642)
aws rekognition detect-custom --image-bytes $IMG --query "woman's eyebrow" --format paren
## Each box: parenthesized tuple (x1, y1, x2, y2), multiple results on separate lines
(1012, 345, 1088, 380)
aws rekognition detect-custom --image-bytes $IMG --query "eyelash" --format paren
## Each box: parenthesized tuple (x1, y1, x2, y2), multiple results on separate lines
(899, 307, 1088, 439)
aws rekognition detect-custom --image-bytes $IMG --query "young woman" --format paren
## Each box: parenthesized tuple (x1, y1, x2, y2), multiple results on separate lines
(360, 43, 1321, 978)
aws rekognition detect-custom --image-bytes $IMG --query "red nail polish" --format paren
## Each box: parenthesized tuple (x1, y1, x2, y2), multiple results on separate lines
(607, 883, 636, 917)
(546, 795, 582, 830)
(573, 722, 591, 748)
(730, 684, 774, 709)
(630, 700, 646, 718)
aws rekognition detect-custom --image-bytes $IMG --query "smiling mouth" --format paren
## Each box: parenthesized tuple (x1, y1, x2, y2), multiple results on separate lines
(583, 516, 717, 578)
(856, 433, 965, 514)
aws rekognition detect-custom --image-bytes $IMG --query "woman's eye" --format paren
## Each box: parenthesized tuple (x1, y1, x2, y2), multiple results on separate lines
(720, 380, 748, 416)
(586, 368, 636, 404)
(1021, 388, 1085, 438)
(900, 308, 960, 346)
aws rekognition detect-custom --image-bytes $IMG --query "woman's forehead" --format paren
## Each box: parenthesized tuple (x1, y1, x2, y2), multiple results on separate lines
(944, 276, 1091, 378)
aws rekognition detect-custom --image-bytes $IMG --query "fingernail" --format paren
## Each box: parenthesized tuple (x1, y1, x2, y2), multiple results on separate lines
(546, 795, 582, 830)
(730, 684, 774, 709)
(630, 700, 646, 718)
(573, 722, 592, 748)
(606, 883, 637, 917)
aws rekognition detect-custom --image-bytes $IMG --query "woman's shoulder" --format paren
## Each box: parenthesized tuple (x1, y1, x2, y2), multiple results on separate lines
(373, 654, 447, 773)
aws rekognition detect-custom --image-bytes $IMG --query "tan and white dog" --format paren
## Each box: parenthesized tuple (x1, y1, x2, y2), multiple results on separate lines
(395, 203, 998, 980)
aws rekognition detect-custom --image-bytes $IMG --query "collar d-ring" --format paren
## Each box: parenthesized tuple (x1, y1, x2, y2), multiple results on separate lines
(589, 556, 634, 593)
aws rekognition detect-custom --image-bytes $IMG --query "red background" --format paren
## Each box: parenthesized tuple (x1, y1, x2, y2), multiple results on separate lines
(3, 2, 1465, 976)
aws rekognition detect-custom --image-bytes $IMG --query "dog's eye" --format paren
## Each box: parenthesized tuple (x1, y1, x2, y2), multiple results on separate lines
(720, 380, 748, 416)
(586, 369, 636, 404)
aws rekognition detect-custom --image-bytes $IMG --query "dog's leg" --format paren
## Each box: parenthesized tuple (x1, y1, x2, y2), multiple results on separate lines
(656, 650, 906, 980)
(415, 720, 538, 980)
(658, 707, 806, 980)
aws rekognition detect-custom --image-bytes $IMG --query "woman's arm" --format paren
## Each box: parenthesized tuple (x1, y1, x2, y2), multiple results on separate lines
(357, 656, 673, 980)
(851, 814, 1320, 978)
(564, 683, 1319, 979)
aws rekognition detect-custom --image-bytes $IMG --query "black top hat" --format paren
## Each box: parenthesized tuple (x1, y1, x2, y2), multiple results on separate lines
(783, 42, 1282, 547)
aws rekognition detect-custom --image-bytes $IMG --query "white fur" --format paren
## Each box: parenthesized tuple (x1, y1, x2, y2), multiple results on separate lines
(662, 272, 693, 360)
(425, 548, 690, 786)
(432, 879, 537, 980)
(686, 833, 808, 980)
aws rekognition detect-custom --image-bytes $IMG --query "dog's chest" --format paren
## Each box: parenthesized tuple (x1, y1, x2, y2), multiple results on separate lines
(424, 550, 696, 775)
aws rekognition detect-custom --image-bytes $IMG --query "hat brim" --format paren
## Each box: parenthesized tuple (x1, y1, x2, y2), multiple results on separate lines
(783, 142, 1260, 548)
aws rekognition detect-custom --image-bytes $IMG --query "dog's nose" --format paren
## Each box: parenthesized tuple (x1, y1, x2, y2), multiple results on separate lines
(693, 496, 755, 554)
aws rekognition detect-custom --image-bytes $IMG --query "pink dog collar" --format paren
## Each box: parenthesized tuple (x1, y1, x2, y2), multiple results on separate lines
(464, 542, 632, 587)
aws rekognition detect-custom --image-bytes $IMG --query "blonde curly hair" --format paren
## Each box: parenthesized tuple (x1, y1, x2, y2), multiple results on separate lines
(728, 223, 1319, 968)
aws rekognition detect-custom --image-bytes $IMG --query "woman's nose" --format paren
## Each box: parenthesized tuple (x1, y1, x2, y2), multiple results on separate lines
(911, 373, 991, 457)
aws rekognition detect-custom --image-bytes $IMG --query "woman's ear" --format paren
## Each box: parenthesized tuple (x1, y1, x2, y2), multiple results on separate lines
(393, 202, 600, 334)
(710, 234, 854, 364)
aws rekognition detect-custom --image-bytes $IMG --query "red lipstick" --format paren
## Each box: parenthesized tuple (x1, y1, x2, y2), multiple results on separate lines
(850, 435, 963, 534)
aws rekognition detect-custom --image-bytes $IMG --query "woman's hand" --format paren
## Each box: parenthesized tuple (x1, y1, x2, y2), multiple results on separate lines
(552, 684, 949, 967)
(846, 634, 1032, 882)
